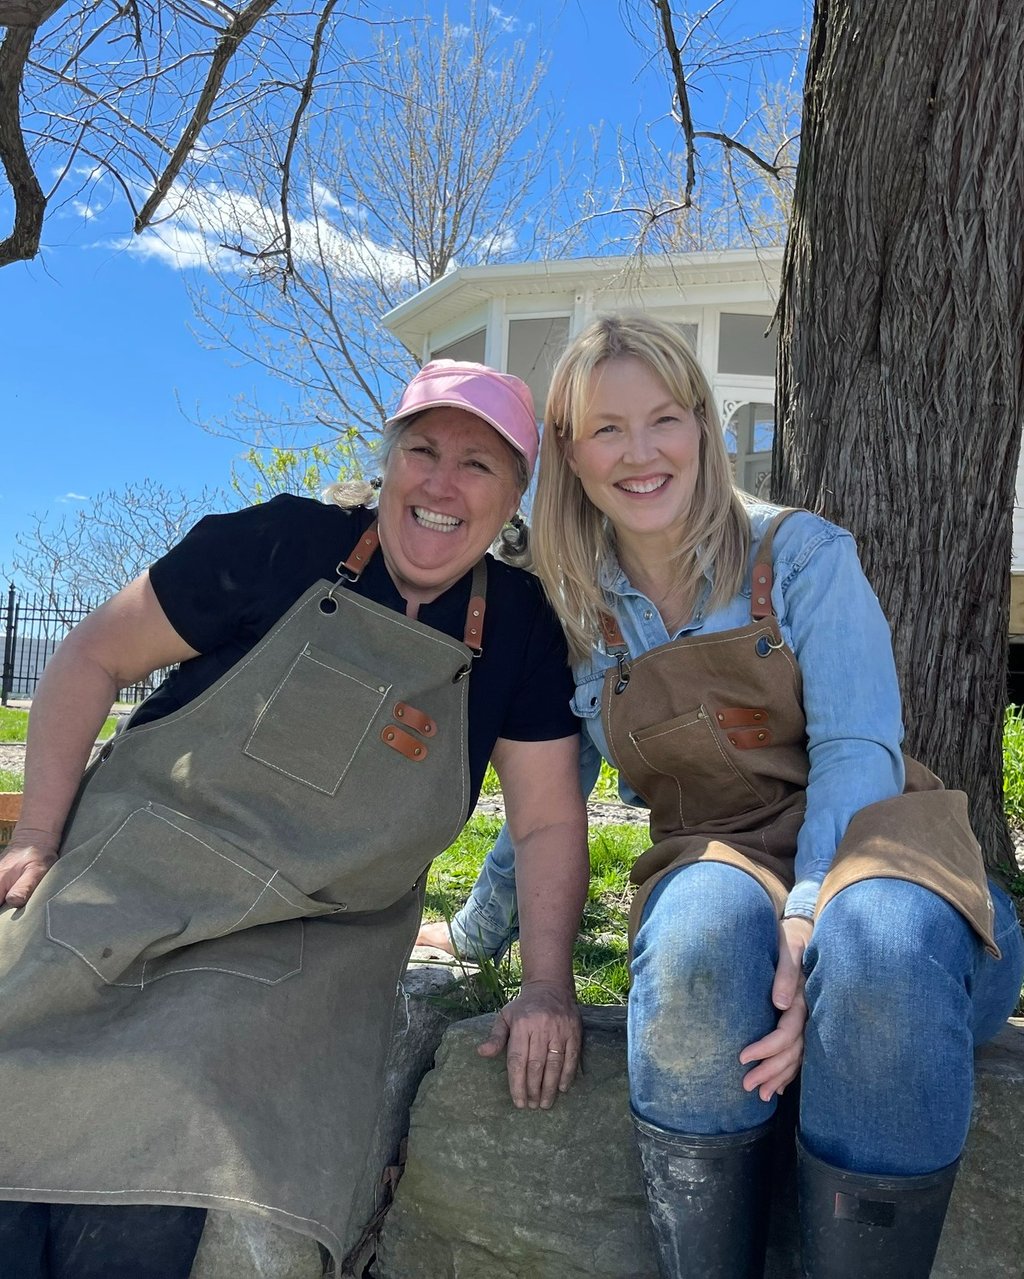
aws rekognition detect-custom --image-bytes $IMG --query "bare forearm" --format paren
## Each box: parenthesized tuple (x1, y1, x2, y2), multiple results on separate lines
(16, 639, 120, 843)
(514, 818, 589, 989)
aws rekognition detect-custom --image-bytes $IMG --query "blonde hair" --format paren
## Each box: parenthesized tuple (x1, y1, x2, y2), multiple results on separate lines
(532, 312, 750, 662)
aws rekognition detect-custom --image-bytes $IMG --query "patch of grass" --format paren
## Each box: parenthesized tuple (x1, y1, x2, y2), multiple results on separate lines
(1003, 707, 1024, 828)
(424, 814, 640, 1007)
(0, 769, 23, 791)
(0, 707, 118, 743)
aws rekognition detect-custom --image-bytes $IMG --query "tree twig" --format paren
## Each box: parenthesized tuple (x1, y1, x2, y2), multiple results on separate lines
(134, 0, 278, 233)
(0, 4, 69, 266)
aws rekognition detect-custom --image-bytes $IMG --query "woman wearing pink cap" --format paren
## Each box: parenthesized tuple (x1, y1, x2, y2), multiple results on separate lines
(0, 361, 588, 1277)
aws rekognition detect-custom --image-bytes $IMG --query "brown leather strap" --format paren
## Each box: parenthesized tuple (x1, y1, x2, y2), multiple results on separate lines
(725, 727, 773, 750)
(713, 707, 769, 729)
(463, 558, 488, 654)
(380, 724, 429, 761)
(394, 702, 437, 737)
(599, 610, 627, 653)
(337, 522, 380, 580)
(750, 508, 801, 621)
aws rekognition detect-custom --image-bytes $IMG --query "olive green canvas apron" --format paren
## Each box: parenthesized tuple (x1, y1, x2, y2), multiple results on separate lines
(598, 513, 998, 958)
(0, 525, 485, 1265)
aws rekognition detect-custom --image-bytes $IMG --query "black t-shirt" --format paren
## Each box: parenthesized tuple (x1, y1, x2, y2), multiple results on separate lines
(143, 496, 577, 812)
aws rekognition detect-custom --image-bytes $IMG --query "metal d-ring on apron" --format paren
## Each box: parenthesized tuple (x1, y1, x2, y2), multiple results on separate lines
(0, 521, 488, 1266)
(596, 511, 998, 955)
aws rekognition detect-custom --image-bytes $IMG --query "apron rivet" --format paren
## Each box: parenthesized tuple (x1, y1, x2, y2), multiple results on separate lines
(396, 707, 404, 717)
(385, 731, 395, 741)
(717, 713, 724, 723)
(414, 748, 422, 756)
(758, 732, 766, 741)
(758, 575, 767, 584)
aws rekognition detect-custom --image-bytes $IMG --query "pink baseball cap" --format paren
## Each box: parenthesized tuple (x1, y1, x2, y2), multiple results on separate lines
(386, 360, 539, 476)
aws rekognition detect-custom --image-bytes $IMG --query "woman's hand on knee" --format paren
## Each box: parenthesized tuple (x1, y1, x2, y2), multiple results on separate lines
(738, 916, 813, 1101)
(478, 979, 581, 1110)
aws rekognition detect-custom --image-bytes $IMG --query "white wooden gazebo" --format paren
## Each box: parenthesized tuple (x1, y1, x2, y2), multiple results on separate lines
(382, 249, 1024, 642)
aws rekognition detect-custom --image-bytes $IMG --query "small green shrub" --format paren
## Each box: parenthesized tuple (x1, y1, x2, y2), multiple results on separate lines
(1003, 707, 1024, 828)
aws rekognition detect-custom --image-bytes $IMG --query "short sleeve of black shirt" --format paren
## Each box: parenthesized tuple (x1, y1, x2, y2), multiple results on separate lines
(144, 495, 577, 809)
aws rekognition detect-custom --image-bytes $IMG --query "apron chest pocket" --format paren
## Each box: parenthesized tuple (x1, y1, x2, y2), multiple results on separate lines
(630, 705, 767, 826)
(244, 643, 391, 794)
(47, 803, 335, 987)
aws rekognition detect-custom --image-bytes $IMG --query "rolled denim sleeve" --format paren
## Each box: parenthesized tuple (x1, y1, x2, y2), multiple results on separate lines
(774, 522, 905, 919)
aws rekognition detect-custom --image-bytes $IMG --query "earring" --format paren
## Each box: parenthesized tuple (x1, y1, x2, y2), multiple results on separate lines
(500, 512, 529, 556)
(370, 476, 383, 490)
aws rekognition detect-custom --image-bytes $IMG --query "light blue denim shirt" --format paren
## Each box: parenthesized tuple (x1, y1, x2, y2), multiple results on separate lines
(570, 504, 906, 919)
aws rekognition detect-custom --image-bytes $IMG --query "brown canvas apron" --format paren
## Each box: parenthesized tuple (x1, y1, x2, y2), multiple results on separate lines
(598, 513, 998, 958)
(0, 525, 485, 1265)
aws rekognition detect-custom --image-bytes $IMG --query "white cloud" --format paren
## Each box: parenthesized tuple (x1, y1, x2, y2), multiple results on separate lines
(489, 6, 533, 35)
(72, 200, 96, 221)
(470, 224, 518, 258)
(450, 23, 471, 37)
(311, 181, 340, 212)
(104, 179, 417, 287)
(56, 493, 89, 503)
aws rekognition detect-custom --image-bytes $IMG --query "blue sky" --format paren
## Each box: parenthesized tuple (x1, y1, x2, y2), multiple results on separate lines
(0, 0, 809, 584)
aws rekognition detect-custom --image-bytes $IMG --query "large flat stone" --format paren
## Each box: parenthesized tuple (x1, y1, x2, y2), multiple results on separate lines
(378, 1012, 1024, 1279)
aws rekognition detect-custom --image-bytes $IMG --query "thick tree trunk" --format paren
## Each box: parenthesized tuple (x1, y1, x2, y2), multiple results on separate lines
(776, 1, 1024, 877)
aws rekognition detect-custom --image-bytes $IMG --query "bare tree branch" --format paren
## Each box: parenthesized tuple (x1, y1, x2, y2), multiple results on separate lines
(276, 0, 337, 276)
(134, 0, 278, 232)
(0, 2, 69, 266)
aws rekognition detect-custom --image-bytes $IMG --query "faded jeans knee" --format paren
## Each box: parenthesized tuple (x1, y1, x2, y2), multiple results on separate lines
(801, 876, 1024, 1174)
(628, 861, 780, 1133)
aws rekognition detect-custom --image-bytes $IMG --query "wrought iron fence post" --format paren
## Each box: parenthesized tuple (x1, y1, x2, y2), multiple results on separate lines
(1, 583, 17, 711)
(2, 583, 16, 707)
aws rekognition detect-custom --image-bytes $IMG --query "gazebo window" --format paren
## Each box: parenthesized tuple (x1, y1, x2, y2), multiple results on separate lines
(507, 317, 570, 412)
(432, 328, 486, 363)
(718, 313, 775, 377)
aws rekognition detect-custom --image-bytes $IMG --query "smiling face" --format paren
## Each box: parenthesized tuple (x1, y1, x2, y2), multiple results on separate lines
(376, 407, 522, 610)
(567, 356, 703, 561)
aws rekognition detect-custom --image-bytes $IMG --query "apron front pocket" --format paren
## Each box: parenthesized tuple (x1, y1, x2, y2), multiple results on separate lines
(244, 642, 391, 795)
(46, 803, 338, 987)
(630, 704, 766, 826)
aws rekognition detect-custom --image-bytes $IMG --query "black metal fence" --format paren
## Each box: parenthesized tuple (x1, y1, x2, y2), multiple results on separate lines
(1, 584, 160, 705)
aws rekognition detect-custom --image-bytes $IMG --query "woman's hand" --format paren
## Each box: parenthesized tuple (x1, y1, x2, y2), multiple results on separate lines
(0, 830, 59, 907)
(739, 916, 814, 1101)
(478, 978, 582, 1110)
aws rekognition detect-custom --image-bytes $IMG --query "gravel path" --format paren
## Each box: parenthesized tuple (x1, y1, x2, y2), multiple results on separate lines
(0, 743, 26, 776)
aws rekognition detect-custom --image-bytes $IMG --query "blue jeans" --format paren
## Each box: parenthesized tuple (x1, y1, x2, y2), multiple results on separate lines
(629, 862, 1024, 1175)
(0, 1201, 206, 1278)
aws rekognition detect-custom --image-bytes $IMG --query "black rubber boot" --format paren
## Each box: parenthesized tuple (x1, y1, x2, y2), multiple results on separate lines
(633, 1113, 774, 1278)
(797, 1140, 959, 1278)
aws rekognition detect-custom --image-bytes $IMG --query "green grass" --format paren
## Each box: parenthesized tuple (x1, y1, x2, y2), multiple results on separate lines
(0, 769, 23, 791)
(0, 707, 118, 744)
(423, 813, 645, 1007)
(479, 757, 622, 801)
(1003, 706, 1024, 827)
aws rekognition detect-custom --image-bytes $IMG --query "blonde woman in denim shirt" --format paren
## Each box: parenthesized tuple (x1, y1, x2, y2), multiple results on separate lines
(419, 313, 1024, 1279)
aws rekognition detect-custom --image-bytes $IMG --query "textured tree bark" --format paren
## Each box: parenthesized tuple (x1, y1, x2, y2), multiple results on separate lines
(776, 1, 1024, 877)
